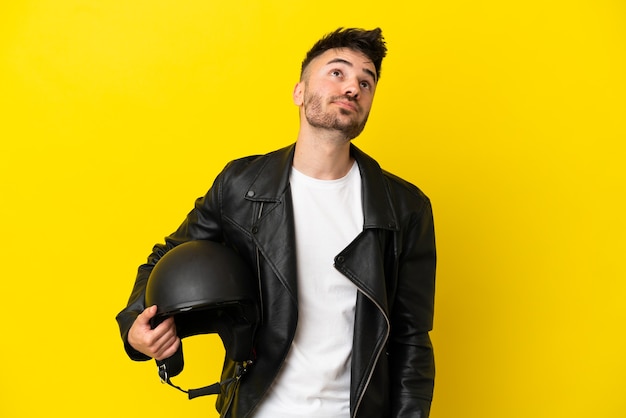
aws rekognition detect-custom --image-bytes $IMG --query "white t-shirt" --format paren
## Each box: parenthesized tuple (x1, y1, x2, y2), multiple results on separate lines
(252, 162, 363, 418)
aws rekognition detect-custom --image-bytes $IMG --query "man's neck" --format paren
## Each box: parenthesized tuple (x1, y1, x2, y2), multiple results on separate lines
(292, 129, 354, 180)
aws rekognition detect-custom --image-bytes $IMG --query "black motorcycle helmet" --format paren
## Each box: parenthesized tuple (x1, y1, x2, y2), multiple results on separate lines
(145, 240, 259, 398)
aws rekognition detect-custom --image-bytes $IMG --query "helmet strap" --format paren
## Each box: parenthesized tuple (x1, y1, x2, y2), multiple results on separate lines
(157, 359, 253, 399)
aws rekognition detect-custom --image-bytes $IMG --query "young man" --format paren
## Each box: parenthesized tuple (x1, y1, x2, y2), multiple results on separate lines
(117, 27, 436, 417)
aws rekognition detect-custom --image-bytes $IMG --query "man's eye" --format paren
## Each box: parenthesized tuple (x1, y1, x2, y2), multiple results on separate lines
(331, 70, 342, 77)
(360, 81, 370, 89)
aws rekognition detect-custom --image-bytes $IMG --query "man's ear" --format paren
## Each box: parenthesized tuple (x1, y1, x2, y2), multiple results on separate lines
(293, 81, 304, 106)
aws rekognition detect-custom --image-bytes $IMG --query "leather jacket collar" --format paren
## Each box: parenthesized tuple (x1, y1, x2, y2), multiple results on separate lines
(244, 143, 399, 232)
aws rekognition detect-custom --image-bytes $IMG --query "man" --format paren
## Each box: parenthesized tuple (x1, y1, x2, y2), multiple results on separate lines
(117, 27, 436, 417)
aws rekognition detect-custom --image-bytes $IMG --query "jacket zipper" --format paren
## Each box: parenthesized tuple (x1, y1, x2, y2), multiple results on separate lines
(255, 202, 265, 324)
(351, 286, 391, 418)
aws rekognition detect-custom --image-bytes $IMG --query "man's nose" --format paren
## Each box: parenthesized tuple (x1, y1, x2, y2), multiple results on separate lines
(343, 78, 360, 99)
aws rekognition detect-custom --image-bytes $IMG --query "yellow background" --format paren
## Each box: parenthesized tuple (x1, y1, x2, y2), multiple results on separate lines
(1, 1, 625, 417)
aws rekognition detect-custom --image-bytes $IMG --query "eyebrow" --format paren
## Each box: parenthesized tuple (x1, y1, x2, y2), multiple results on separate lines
(326, 57, 377, 83)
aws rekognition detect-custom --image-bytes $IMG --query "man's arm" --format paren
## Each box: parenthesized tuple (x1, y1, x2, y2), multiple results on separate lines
(115, 167, 228, 360)
(389, 199, 437, 417)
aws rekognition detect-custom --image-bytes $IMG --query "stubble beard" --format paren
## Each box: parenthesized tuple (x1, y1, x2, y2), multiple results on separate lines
(303, 92, 369, 141)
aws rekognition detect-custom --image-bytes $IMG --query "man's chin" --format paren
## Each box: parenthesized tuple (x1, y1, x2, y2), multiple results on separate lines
(337, 123, 366, 141)
(305, 111, 367, 140)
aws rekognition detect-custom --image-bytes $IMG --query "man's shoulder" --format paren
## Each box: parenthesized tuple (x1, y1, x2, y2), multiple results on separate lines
(226, 144, 293, 170)
(353, 144, 430, 204)
(381, 168, 430, 203)
(215, 144, 295, 197)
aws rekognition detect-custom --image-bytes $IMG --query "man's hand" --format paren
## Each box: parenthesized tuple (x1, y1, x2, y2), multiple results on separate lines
(128, 305, 180, 360)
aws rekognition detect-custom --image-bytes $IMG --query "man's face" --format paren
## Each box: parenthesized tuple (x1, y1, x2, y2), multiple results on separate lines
(294, 48, 378, 140)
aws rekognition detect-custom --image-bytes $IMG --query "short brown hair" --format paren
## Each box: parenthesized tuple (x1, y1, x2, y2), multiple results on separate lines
(301, 27, 387, 81)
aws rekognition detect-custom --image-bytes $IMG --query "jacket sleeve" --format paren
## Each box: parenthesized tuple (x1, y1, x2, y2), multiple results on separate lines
(115, 166, 229, 360)
(389, 198, 437, 417)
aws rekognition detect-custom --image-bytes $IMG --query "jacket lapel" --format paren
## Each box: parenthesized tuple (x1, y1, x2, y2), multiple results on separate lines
(343, 145, 399, 314)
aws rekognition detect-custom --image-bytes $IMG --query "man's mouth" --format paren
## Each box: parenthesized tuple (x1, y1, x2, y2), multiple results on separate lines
(331, 97, 358, 112)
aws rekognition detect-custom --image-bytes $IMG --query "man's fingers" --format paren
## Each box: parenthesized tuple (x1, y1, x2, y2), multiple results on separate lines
(128, 306, 179, 359)
(149, 317, 180, 360)
(154, 335, 181, 361)
(148, 315, 179, 359)
(137, 305, 158, 325)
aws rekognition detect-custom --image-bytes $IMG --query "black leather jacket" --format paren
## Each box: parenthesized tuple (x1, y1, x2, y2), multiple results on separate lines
(116, 143, 436, 417)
